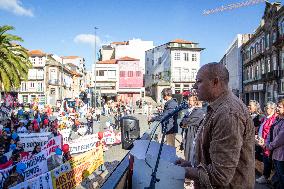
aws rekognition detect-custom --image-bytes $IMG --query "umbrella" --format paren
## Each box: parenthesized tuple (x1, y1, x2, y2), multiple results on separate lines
(181, 91, 191, 96)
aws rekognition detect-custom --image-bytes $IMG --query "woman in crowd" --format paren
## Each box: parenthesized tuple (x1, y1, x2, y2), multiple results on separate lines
(248, 100, 265, 134)
(3, 163, 26, 189)
(31, 145, 41, 156)
(179, 94, 205, 163)
(267, 99, 284, 189)
(256, 101, 277, 184)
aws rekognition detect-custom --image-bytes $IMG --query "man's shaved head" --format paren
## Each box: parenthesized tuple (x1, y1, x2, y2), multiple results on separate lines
(200, 62, 229, 85)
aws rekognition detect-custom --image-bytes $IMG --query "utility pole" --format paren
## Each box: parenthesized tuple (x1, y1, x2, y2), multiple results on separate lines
(61, 58, 63, 101)
(93, 27, 99, 108)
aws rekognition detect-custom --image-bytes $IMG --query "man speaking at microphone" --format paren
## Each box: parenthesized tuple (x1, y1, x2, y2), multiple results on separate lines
(176, 63, 255, 188)
(150, 88, 178, 147)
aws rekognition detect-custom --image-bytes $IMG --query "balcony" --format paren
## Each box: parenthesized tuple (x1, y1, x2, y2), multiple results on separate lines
(48, 79, 60, 85)
(172, 76, 195, 82)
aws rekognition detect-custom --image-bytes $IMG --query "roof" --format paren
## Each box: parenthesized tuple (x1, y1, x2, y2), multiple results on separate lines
(111, 41, 128, 45)
(29, 50, 46, 56)
(117, 56, 139, 61)
(170, 39, 194, 44)
(61, 56, 80, 59)
(97, 59, 117, 64)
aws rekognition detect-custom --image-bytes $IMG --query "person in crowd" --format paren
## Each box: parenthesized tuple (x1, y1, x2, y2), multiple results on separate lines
(11, 153, 22, 165)
(150, 88, 178, 147)
(0, 130, 10, 152)
(176, 63, 255, 188)
(3, 163, 26, 189)
(85, 110, 94, 135)
(248, 100, 265, 134)
(255, 101, 277, 184)
(0, 145, 8, 165)
(62, 144, 72, 163)
(266, 99, 284, 189)
(47, 147, 63, 171)
(40, 122, 48, 132)
(31, 145, 41, 156)
(16, 122, 27, 133)
(12, 141, 24, 155)
(180, 94, 205, 161)
(95, 107, 101, 123)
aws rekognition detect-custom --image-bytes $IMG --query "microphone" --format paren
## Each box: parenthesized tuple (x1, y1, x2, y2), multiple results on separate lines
(160, 100, 189, 123)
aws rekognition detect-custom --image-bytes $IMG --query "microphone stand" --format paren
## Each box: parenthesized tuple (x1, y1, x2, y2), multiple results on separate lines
(145, 119, 168, 189)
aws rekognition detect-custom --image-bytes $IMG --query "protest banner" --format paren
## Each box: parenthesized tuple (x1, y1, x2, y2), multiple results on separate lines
(67, 134, 98, 154)
(0, 166, 13, 188)
(22, 150, 49, 180)
(51, 146, 104, 189)
(10, 172, 53, 189)
(59, 128, 71, 143)
(18, 132, 51, 151)
(42, 136, 62, 151)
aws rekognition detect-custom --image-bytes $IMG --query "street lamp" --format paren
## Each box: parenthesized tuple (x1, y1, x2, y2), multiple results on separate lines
(93, 27, 99, 108)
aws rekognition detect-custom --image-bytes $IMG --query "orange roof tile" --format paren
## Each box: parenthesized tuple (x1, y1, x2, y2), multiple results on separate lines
(97, 59, 117, 64)
(117, 56, 139, 61)
(111, 41, 128, 45)
(170, 39, 194, 44)
(61, 56, 80, 59)
(29, 50, 46, 56)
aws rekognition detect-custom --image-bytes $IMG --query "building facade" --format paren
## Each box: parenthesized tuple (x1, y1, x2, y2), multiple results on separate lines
(18, 50, 47, 104)
(219, 34, 252, 97)
(93, 59, 119, 102)
(117, 57, 144, 104)
(242, 2, 284, 108)
(145, 39, 204, 102)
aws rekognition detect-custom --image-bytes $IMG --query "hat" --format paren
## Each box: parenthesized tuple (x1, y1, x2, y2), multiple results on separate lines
(10, 144, 16, 150)
(16, 163, 27, 174)
(55, 147, 62, 155)
(11, 133, 18, 140)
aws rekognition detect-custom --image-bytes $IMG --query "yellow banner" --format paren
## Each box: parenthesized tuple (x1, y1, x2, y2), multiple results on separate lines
(51, 146, 104, 189)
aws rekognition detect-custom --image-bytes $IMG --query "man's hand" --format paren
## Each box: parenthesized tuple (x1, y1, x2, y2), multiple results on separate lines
(175, 158, 191, 167)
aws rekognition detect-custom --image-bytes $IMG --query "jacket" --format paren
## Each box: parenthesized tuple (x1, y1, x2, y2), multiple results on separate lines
(152, 98, 178, 134)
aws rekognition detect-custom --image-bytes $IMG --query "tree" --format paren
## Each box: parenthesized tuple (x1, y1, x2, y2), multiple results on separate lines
(0, 25, 32, 91)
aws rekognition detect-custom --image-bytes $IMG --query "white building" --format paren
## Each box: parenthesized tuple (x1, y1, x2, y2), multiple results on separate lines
(92, 59, 119, 101)
(219, 34, 252, 97)
(18, 50, 47, 104)
(112, 39, 154, 74)
(145, 39, 204, 102)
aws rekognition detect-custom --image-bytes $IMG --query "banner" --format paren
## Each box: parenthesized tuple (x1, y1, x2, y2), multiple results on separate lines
(18, 132, 51, 152)
(59, 129, 71, 143)
(10, 172, 52, 189)
(103, 130, 121, 145)
(67, 134, 98, 154)
(51, 146, 104, 189)
(0, 166, 13, 188)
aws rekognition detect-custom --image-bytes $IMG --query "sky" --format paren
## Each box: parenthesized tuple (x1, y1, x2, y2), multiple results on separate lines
(0, 0, 282, 70)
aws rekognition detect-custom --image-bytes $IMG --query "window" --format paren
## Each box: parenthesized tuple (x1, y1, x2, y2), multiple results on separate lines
(281, 80, 284, 93)
(272, 31, 277, 43)
(174, 52, 180, 60)
(30, 82, 35, 88)
(281, 50, 284, 69)
(256, 65, 259, 78)
(39, 58, 42, 64)
(184, 53, 189, 61)
(261, 61, 265, 74)
(273, 55, 277, 70)
(98, 70, 104, 76)
(266, 34, 270, 48)
(152, 60, 154, 66)
(146, 70, 149, 74)
(136, 71, 141, 77)
(281, 20, 284, 35)
(21, 82, 27, 91)
(262, 37, 265, 51)
(128, 71, 133, 77)
(120, 71, 125, 77)
(192, 54, 197, 61)
(50, 88, 56, 95)
(191, 69, 197, 79)
(267, 58, 271, 72)
(158, 57, 162, 64)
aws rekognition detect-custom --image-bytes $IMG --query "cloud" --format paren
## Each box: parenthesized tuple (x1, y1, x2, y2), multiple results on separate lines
(0, 0, 34, 17)
(74, 34, 101, 46)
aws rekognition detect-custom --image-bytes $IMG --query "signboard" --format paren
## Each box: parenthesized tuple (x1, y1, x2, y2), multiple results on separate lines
(18, 132, 51, 152)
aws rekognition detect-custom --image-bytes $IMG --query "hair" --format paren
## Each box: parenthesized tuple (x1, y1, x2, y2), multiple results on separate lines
(266, 101, 277, 110)
(278, 98, 284, 107)
(32, 145, 41, 155)
(161, 88, 172, 97)
(185, 94, 201, 107)
(249, 100, 263, 114)
(202, 62, 229, 84)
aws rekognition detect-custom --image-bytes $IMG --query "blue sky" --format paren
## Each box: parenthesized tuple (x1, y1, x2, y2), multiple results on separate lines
(0, 0, 281, 70)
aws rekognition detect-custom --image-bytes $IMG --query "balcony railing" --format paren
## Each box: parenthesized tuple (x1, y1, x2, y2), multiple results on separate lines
(48, 79, 60, 85)
(172, 76, 195, 82)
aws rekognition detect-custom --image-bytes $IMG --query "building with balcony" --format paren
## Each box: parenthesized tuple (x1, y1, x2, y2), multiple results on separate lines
(242, 2, 284, 107)
(117, 57, 144, 104)
(93, 59, 119, 102)
(145, 39, 204, 102)
(18, 50, 47, 104)
(219, 34, 252, 97)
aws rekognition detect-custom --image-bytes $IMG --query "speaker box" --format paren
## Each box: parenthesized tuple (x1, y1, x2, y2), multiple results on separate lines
(121, 116, 140, 150)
